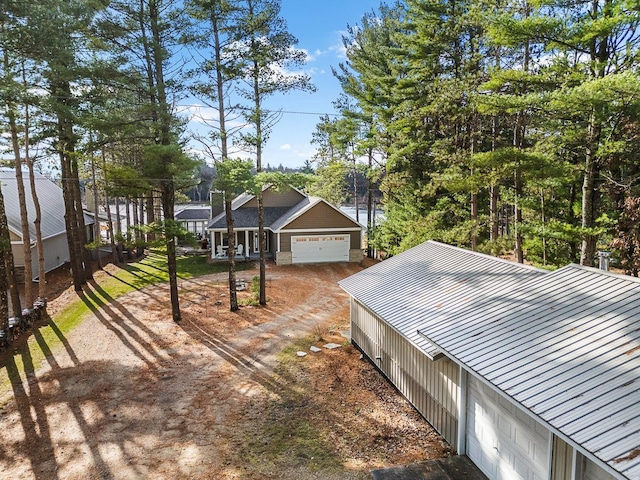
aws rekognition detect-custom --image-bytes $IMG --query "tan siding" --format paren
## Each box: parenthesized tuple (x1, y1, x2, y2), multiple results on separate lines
(350, 232, 361, 250)
(287, 202, 359, 229)
(350, 298, 459, 446)
(280, 233, 291, 251)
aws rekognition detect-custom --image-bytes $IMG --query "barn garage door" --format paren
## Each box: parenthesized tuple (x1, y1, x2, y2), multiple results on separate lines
(291, 235, 349, 264)
(467, 376, 550, 480)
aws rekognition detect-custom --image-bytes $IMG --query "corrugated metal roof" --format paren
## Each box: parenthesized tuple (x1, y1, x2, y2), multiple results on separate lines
(419, 264, 640, 480)
(0, 170, 66, 240)
(338, 241, 546, 359)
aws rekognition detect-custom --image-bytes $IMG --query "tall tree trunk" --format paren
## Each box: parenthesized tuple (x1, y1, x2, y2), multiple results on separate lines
(225, 198, 238, 311)
(512, 14, 530, 264)
(580, 0, 609, 265)
(60, 153, 84, 290)
(115, 196, 122, 236)
(115, 196, 124, 263)
(0, 194, 10, 343)
(161, 183, 181, 322)
(470, 112, 478, 251)
(489, 116, 499, 244)
(70, 148, 93, 281)
(132, 198, 139, 255)
(125, 196, 132, 245)
(55, 79, 85, 291)
(150, 0, 180, 322)
(209, 8, 238, 310)
(146, 192, 155, 243)
(251, 54, 267, 306)
(0, 183, 21, 319)
(568, 183, 578, 262)
(24, 100, 46, 300)
(352, 147, 359, 225)
(513, 165, 524, 263)
(366, 148, 373, 259)
(5, 91, 33, 305)
(91, 153, 103, 269)
(581, 123, 600, 266)
(103, 148, 118, 265)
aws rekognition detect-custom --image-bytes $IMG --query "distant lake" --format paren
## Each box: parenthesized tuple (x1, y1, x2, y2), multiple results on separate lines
(339, 206, 385, 226)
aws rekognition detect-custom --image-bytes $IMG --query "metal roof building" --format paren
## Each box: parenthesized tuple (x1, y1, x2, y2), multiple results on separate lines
(339, 240, 546, 359)
(419, 263, 640, 480)
(0, 170, 69, 277)
(0, 170, 67, 241)
(340, 240, 638, 480)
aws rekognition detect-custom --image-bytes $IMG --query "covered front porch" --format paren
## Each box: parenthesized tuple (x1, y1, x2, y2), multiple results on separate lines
(208, 228, 272, 261)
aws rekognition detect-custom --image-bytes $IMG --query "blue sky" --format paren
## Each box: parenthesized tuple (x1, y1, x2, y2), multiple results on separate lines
(267, 0, 384, 169)
(184, 0, 384, 170)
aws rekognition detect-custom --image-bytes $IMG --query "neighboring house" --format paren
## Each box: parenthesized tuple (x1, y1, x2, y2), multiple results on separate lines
(339, 240, 640, 480)
(206, 185, 363, 264)
(1, 170, 70, 280)
(175, 205, 210, 238)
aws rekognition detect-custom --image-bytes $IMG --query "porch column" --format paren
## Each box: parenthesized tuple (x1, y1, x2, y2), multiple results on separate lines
(244, 231, 249, 258)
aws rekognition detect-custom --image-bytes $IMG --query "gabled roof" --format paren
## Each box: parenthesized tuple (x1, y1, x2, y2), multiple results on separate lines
(338, 240, 546, 359)
(270, 196, 362, 231)
(208, 207, 292, 229)
(207, 186, 362, 232)
(175, 207, 210, 221)
(0, 170, 67, 241)
(225, 184, 307, 212)
(418, 263, 640, 480)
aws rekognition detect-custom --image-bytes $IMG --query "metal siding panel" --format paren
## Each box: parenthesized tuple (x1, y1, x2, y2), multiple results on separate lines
(551, 436, 574, 480)
(350, 301, 460, 447)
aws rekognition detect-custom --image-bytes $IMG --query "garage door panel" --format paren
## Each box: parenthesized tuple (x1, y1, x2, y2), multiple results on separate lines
(291, 235, 349, 264)
(467, 376, 550, 480)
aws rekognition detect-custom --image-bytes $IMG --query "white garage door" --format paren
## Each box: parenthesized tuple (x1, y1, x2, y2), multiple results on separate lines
(467, 376, 550, 480)
(291, 235, 350, 264)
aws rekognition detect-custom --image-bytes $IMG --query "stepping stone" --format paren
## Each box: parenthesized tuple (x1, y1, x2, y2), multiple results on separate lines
(310, 346, 322, 353)
(323, 343, 341, 350)
(296, 351, 307, 357)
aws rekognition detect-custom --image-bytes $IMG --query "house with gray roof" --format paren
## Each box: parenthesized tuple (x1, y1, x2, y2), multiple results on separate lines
(175, 205, 210, 238)
(206, 185, 363, 264)
(339, 240, 640, 480)
(1, 170, 69, 280)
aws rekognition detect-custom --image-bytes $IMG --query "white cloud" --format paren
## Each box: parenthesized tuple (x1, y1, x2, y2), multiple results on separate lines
(280, 144, 292, 150)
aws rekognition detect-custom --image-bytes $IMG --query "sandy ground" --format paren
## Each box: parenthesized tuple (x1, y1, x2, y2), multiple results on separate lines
(0, 260, 450, 479)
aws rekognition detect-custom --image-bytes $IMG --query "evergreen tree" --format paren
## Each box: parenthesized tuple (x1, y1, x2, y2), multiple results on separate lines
(233, 0, 314, 305)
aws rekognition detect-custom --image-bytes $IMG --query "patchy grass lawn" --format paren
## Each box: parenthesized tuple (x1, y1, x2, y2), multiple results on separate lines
(0, 252, 251, 395)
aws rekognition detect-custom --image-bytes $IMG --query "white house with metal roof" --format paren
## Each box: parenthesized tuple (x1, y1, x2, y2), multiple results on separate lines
(1, 170, 69, 280)
(339, 240, 639, 480)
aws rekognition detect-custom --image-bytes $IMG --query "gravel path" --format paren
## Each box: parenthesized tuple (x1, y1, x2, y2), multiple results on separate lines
(0, 263, 365, 479)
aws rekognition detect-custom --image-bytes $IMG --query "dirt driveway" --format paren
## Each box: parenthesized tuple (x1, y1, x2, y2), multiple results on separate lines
(0, 261, 449, 479)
